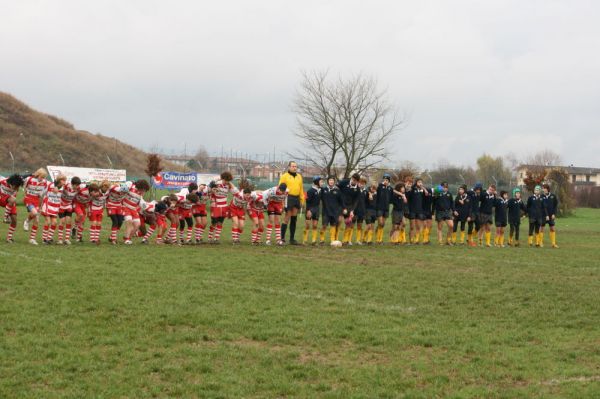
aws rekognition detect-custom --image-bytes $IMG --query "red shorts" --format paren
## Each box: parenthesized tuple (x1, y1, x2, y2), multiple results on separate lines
(24, 198, 40, 213)
(74, 202, 88, 216)
(229, 205, 245, 219)
(192, 204, 206, 213)
(107, 206, 123, 216)
(248, 209, 265, 220)
(267, 202, 284, 215)
(0, 196, 16, 214)
(89, 211, 103, 222)
(156, 214, 167, 229)
(210, 206, 228, 219)
(192, 204, 207, 217)
(178, 209, 192, 219)
(123, 208, 140, 221)
(60, 204, 74, 213)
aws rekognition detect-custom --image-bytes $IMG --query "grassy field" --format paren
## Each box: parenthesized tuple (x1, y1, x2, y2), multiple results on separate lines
(1, 207, 600, 398)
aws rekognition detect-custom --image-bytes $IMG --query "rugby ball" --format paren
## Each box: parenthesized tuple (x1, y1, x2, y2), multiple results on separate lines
(330, 240, 343, 248)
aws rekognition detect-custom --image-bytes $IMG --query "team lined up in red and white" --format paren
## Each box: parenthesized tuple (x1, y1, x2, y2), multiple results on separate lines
(1, 163, 560, 248)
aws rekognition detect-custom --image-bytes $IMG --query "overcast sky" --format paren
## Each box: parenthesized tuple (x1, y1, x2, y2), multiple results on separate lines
(1, 0, 599, 168)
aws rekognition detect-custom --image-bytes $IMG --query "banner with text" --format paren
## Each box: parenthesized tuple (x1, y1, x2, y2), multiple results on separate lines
(47, 165, 127, 183)
(152, 172, 220, 189)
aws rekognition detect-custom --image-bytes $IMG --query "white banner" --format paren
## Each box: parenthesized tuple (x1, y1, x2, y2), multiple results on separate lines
(196, 173, 221, 185)
(47, 165, 127, 183)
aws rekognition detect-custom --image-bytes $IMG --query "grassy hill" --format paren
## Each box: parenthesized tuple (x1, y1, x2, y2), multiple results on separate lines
(0, 91, 177, 176)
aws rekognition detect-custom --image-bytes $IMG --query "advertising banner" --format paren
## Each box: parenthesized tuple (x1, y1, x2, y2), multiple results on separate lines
(47, 165, 127, 183)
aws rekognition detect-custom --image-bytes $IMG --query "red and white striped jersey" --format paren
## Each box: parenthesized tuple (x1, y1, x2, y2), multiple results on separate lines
(0, 179, 18, 201)
(263, 187, 288, 205)
(89, 192, 108, 212)
(248, 191, 265, 211)
(60, 183, 80, 209)
(177, 195, 194, 211)
(23, 176, 48, 203)
(230, 191, 255, 209)
(122, 183, 145, 211)
(75, 185, 91, 204)
(106, 184, 127, 210)
(195, 186, 210, 206)
(210, 180, 239, 208)
(140, 200, 156, 217)
(42, 183, 63, 215)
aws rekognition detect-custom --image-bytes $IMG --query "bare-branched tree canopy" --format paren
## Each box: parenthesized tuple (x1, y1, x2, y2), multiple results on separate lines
(293, 70, 403, 178)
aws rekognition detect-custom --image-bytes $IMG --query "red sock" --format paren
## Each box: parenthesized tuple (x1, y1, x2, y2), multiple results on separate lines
(7, 222, 16, 240)
(266, 224, 273, 241)
(275, 224, 281, 241)
(110, 227, 118, 241)
(29, 225, 38, 241)
(144, 225, 156, 240)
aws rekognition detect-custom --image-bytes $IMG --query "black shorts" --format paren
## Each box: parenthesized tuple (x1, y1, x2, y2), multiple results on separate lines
(355, 213, 365, 224)
(285, 195, 301, 211)
(479, 213, 493, 225)
(306, 207, 320, 221)
(365, 209, 377, 224)
(424, 213, 433, 220)
(376, 209, 389, 218)
(323, 215, 339, 226)
(392, 210, 404, 225)
(409, 212, 426, 221)
(495, 221, 507, 228)
(542, 218, 556, 227)
(454, 214, 468, 223)
(435, 210, 453, 222)
(529, 217, 543, 225)
(58, 211, 73, 219)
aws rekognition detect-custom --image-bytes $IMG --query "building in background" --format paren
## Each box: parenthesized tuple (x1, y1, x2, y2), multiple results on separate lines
(516, 165, 600, 189)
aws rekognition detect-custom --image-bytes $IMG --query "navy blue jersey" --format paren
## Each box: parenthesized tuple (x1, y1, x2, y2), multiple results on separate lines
(527, 195, 545, 220)
(392, 192, 407, 213)
(494, 197, 508, 225)
(454, 193, 470, 219)
(507, 198, 526, 224)
(376, 183, 393, 211)
(542, 193, 559, 217)
(321, 185, 343, 217)
(306, 186, 321, 209)
(423, 188, 434, 216)
(365, 191, 377, 211)
(409, 186, 426, 213)
(338, 178, 361, 212)
(355, 188, 367, 215)
(479, 191, 496, 215)
(467, 190, 481, 216)
(433, 191, 454, 213)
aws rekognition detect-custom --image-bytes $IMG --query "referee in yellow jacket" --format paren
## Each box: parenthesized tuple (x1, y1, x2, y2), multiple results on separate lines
(279, 161, 305, 245)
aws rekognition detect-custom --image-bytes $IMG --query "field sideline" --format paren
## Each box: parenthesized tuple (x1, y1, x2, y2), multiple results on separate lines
(1, 207, 600, 398)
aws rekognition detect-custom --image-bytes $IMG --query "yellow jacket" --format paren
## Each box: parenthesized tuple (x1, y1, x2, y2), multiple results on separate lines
(279, 172, 305, 203)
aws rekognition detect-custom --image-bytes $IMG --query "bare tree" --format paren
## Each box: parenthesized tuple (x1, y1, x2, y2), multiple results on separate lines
(293, 70, 403, 178)
(526, 150, 562, 168)
(193, 146, 210, 171)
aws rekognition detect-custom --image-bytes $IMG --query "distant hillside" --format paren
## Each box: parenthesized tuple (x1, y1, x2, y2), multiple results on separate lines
(0, 92, 179, 176)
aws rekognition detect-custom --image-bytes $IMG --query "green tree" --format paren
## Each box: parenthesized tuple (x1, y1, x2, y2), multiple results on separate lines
(476, 154, 512, 188)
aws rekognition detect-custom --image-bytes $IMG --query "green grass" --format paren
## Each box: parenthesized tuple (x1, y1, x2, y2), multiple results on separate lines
(1, 208, 600, 398)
